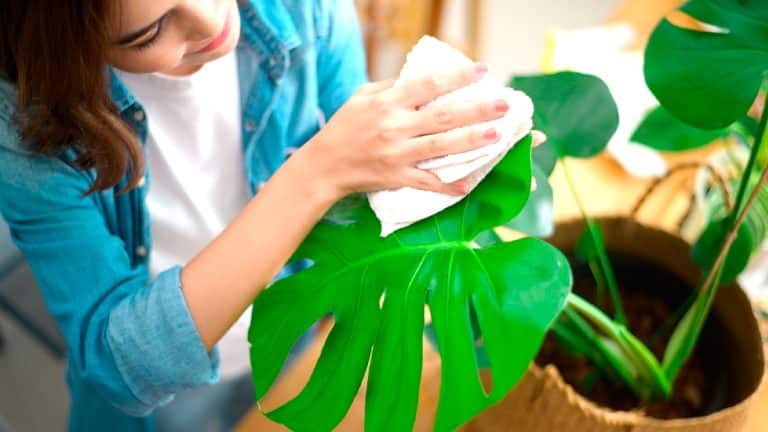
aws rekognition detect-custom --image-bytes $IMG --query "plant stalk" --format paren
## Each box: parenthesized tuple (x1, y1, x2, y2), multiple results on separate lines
(729, 99, 768, 224)
(560, 293, 669, 400)
(561, 159, 626, 325)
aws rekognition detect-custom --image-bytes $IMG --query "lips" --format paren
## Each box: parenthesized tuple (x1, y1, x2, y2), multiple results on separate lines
(198, 10, 232, 53)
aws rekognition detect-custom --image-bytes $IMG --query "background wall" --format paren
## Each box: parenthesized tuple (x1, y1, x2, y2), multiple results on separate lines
(443, 0, 622, 79)
(365, 0, 622, 80)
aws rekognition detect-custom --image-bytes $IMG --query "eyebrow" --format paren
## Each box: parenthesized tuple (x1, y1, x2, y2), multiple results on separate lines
(115, 14, 165, 45)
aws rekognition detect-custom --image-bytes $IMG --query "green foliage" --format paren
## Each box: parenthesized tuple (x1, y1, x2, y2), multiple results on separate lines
(522, 0, 768, 406)
(505, 162, 554, 237)
(511, 71, 620, 168)
(690, 165, 768, 284)
(692, 216, 755, 284)
(248, 136, 573, 431)
(531, 139, 559, 178)
(632, 106, 731, 151)
(565, 295, 671, 401)
(644, 0, 768, 389)
(644, 0, 768, 129)
(503, 71, 620, 238)
(509, 71, 624, 323)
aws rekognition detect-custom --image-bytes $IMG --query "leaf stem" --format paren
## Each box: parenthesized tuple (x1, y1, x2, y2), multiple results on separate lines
(561, 159, 626, 325)
(729, 101, 768, 224)
(559, 294, 669, 400)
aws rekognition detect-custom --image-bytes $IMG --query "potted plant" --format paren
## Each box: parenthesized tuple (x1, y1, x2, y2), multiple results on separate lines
(466, 1, 767, 430)
(246, 2, 766, 431)
(246, 133, 575, 431)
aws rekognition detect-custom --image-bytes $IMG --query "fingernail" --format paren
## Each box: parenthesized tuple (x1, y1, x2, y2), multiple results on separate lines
(494, 100, 509, 113)
(475, 63, 488, 75)
(532, 130, 547, 145)
(530, 177, 538, 192)
(483, 128, 499, 140)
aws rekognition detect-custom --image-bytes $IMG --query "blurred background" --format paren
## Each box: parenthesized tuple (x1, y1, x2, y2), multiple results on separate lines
(358, 0, 622, 81)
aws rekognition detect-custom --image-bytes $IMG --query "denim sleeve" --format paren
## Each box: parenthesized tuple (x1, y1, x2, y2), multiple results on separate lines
(316, 0, 368, 118)
(0, 148, 220, 417)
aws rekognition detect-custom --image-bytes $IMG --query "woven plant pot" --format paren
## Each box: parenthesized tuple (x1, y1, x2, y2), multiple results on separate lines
(465, 217, 765, 432)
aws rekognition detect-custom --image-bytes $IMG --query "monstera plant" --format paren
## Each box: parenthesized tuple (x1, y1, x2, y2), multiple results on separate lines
(247, 134, 573, 431)
(501, 71, 676, 401)
(502, 0, 768, 411)
(639, 0, 768, 386)
(247, 1, 768, 427)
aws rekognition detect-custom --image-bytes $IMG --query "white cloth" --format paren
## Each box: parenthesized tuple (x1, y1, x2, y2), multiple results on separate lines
(368, 36, 534, 236)
(116, 52, 253, 380)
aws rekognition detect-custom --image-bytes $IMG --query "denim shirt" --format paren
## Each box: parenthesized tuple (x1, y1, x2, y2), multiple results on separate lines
(0, 1, 366, 431)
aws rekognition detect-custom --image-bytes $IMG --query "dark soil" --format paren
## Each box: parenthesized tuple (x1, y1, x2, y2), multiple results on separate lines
(535, 253, 733, 419)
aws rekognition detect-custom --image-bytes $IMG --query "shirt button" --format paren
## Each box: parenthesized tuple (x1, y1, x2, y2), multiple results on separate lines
(244, 120, 257, 132)
(133, 109, 146, 122)
(269, 53, 281, 66)
(136, 175, 147, 188)
(135, 246, 148, 258)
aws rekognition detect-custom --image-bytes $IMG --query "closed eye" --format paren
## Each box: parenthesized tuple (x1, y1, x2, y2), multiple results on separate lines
(115, 12, 169, 48)
(133, 16, 168, 50)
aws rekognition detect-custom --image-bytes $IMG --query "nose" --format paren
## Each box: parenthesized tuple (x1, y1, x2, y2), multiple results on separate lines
(178, 1, 223, 44)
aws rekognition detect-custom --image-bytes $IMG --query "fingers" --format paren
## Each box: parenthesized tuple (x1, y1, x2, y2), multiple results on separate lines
(532, 130, 547, 147)
(405, 98, 510, 136)
(406, 126, 501, 162)
(404, 168, 469, 196)
(393, 63, 488, 108)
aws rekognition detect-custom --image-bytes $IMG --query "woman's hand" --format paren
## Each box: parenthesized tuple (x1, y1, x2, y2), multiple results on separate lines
(299, 64, 512, 201)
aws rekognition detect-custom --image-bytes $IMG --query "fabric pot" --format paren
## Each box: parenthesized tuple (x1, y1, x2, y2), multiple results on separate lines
(465, 217, 765, 432)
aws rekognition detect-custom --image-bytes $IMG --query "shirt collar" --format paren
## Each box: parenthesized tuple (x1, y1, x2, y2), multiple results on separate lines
(238, 0, 301, 52)
(238, 0, 301, 81)
(108, 68, 137, 113)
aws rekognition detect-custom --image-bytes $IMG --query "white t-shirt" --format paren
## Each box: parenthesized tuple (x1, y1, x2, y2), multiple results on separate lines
(116, 52, 253, 380)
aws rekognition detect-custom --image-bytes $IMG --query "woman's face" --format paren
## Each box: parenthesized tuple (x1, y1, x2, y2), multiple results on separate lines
(108, 0, 241, 76)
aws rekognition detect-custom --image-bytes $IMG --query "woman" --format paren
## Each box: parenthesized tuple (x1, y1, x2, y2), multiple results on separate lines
(0, 0, 520, 430)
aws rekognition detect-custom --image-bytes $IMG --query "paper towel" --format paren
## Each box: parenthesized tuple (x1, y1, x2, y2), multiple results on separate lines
(368, 36, 534, 237)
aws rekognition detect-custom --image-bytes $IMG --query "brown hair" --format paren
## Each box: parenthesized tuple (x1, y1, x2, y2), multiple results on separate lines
(0, 0, 143, 194)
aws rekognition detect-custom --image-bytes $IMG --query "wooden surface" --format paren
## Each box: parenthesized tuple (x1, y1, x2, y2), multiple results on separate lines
(237, 0, 768, 430)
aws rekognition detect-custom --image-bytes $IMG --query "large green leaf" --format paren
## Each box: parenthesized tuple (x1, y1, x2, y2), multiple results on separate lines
(644, 1, 768, 129)
(510, 72, 619, 162)
(682, 0, 768, 48)
(248, 136, 573, 431)
(632, 106, 731, 151)
(505, 162, 554, 237)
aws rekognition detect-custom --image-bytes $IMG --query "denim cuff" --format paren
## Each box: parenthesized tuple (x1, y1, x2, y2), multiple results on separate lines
(107, 265, 220, 416)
